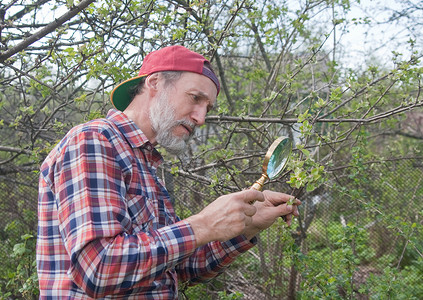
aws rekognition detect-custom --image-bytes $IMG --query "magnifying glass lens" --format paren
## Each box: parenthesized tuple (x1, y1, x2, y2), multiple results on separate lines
(267, 138, 292, 179)
(250, 136, 292, 192)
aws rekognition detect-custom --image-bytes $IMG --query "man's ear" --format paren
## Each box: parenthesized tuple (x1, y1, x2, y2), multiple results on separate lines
(145, 73, 160, 95)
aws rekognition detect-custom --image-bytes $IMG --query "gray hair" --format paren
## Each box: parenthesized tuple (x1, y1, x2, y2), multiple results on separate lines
(129, 71, 183, 101)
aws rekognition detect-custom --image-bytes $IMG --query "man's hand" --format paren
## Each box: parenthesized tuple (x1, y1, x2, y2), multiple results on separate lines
(243, 190, 301, 240)
(186, 189, 265, 246)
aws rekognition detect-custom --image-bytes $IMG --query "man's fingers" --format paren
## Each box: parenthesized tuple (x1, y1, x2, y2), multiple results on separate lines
(240, 189, 265, 204)
(284, 213, 292, 225)
(244, 204, 257, 217)
(263, 190, 301, 206)
(280, 202, 301, 226)
(283, 203, 300, 216)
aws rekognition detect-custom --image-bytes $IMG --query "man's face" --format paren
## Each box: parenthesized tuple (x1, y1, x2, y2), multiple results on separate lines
(149, 72, 217, 155)
(149, 89, 195, 154)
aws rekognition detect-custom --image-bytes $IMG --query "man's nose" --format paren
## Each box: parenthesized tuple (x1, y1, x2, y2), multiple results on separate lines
(191, 105, 207, 126)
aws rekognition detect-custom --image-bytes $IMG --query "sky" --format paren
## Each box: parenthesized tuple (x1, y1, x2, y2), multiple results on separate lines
(335, 0, 420, 69)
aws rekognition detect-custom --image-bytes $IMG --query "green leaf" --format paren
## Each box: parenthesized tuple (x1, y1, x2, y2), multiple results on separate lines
(12, 243, 26, 257)
(328, 277, 336, 284)
(21, 234, 33, 241)
(301, 148, 310, 157)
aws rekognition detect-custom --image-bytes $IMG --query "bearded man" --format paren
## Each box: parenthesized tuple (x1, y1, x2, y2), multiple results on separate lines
(37, 45, 300, 299)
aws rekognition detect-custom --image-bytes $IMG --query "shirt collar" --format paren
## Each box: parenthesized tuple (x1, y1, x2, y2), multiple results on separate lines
(106, 109, 163, 165)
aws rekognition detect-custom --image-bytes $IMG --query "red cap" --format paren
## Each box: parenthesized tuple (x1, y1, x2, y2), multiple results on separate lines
(111, 45, 220, 111)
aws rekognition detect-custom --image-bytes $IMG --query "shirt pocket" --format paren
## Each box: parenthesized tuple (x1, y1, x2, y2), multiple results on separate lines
(126, 194, 155, 234)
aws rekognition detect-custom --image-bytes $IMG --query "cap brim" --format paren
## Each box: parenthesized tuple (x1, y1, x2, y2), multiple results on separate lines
(110, 74, 148, 111)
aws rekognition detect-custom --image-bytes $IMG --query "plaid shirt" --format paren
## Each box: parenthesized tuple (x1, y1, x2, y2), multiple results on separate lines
(37, 109, 256, 299)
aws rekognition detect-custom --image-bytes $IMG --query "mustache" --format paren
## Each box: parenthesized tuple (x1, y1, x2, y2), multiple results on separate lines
(175, 119, 196, 136)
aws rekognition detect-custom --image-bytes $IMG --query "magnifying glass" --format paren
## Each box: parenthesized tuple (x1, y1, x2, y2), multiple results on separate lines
(250, 136, 292, 191)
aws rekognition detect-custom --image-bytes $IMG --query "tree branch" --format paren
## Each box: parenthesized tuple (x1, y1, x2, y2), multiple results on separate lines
(0, 145, 32, 154)
(0, 0, 96, 62)
(206, 100, 423, 124)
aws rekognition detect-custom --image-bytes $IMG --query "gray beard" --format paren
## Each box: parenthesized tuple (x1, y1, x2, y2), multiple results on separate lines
(149, 90, 195, 155)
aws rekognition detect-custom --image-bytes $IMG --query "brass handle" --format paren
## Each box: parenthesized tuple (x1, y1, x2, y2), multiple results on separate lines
(250, 173, 268, 191)
(249, 173, 268, 204)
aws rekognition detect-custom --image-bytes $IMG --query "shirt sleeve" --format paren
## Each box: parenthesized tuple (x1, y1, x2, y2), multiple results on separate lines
(51, 130, 197, 298)
(175, 234, 257, 285)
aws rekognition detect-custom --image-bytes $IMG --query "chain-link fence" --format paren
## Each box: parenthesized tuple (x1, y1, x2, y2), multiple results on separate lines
(173, 158, 423, 299)
(0, 171, 38, 250)
(1, 158, 422, 299)
(0, 171, 39, 298)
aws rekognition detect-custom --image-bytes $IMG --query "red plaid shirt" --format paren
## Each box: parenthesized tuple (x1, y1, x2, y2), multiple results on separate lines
(37, 109, 256, 299)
